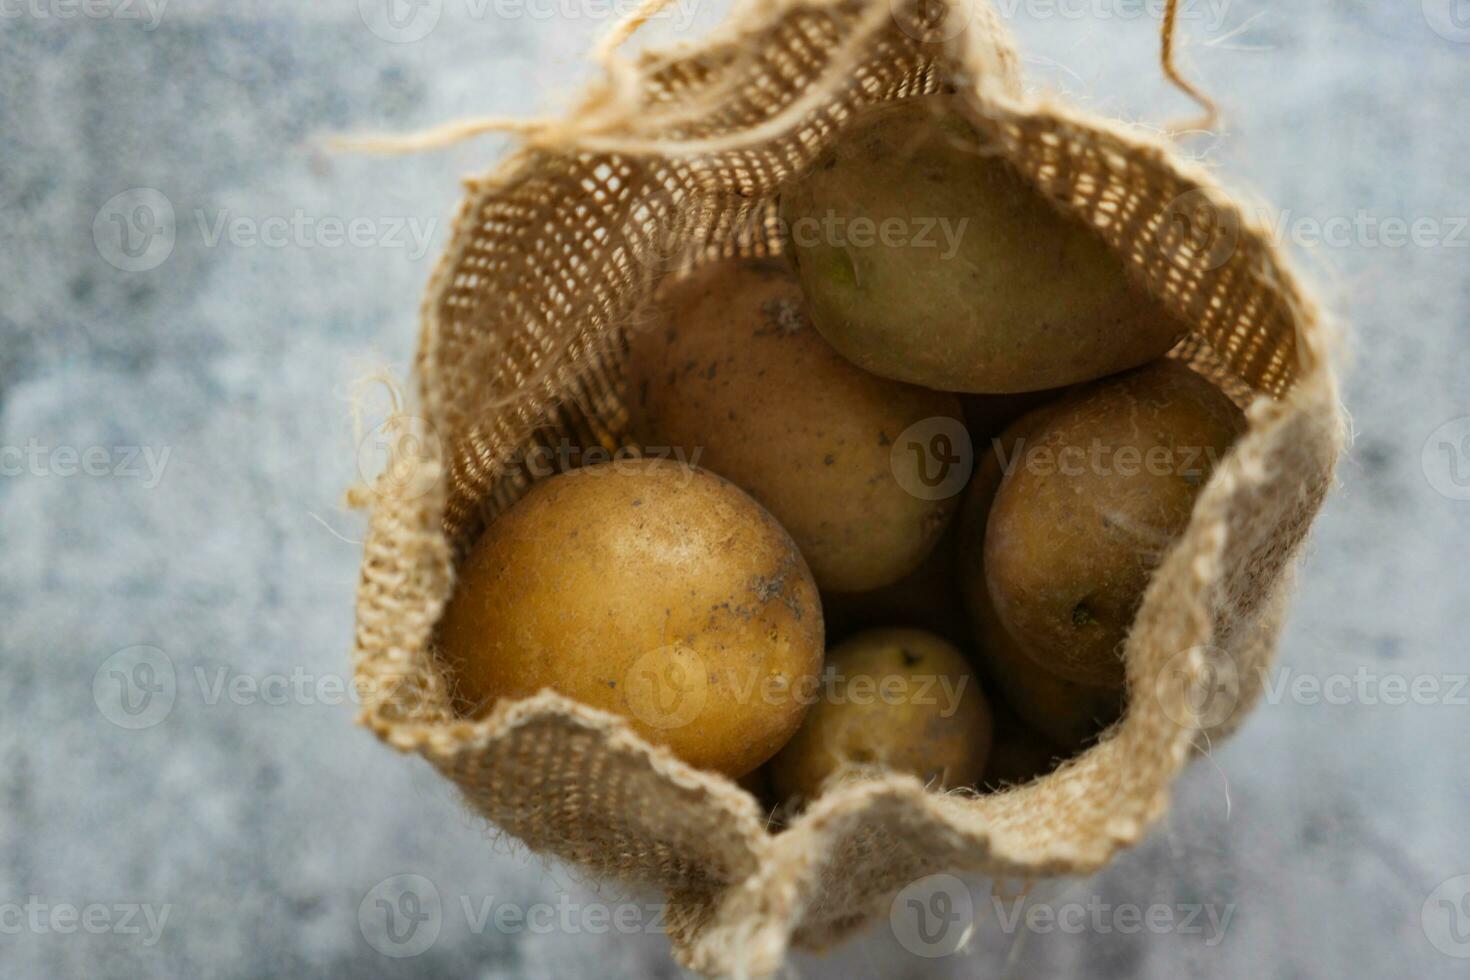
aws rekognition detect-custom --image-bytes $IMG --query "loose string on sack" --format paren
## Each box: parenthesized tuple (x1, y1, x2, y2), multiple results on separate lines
(1160, 0, 1220, 134)
(327, 0, 711, 155)
(333, 0, 1220, 155)
(330, 0, 894, 159)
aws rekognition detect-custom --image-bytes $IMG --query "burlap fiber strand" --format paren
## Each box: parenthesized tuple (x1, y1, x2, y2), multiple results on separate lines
(347, 0, 1345, 973)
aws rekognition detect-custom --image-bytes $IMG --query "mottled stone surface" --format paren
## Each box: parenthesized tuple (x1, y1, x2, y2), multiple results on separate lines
(2, 2, 1468, 976)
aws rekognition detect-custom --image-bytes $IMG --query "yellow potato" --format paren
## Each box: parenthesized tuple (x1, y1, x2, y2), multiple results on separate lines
(781, 96, 1186, 393)
(629, 258, 963, 592)
(978, 360, 1245, 685)
(436, 459, 824, 777)
(768, 628, 993, 803)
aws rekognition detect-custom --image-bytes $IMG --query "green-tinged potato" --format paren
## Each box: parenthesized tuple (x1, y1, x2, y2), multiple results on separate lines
(769, 628, 993, 803)
(781, 96, 1186, 393)
(821, 529, 968, 646)
(981, 703, 1064, 791)
(977, 360, 1246, 686)
(629, 258, 964, 592)
(436, 459, 824, 778)
(960, 430, 1125, 748)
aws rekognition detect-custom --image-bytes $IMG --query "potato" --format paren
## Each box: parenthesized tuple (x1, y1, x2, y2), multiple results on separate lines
(973, 580, 1124, 749)
(436, 459, 824, 778)
(781, 96, 1186, 393)
(976, 360, 1245, 686)
(768, 628, 993, 803)
(628, 258, 964, 592)
(960, 427, 1125, 747)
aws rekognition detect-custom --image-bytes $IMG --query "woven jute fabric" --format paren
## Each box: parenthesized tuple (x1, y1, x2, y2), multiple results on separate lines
(348, 0, 1344, 973)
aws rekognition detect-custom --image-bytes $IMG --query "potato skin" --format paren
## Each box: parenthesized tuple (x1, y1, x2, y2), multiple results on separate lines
(973, 580, 1124, 749)
(768, 628, 993, 803)
(977, 360, 1246, 686)
(781, 96, 1186, 393)
(960, 430, 1125, 748)
(436, 459, 824, 778)
(628, 258, 963, 593)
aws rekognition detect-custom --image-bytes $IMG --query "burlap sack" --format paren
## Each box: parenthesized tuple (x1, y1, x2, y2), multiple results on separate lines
(348, 0, 1343, 973)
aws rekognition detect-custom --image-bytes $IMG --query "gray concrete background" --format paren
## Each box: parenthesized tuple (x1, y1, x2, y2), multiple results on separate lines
(2, 1, 1468, 977)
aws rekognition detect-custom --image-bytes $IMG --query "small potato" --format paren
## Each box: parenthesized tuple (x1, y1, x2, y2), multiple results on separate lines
(781, 96, 1186, 393)
(978, 360, 1246, 686)
(960, 430, 1124, 748)
(769, 628, 993, 803)
(436, 459, 824, 778)
(629, 258, 963, 592)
